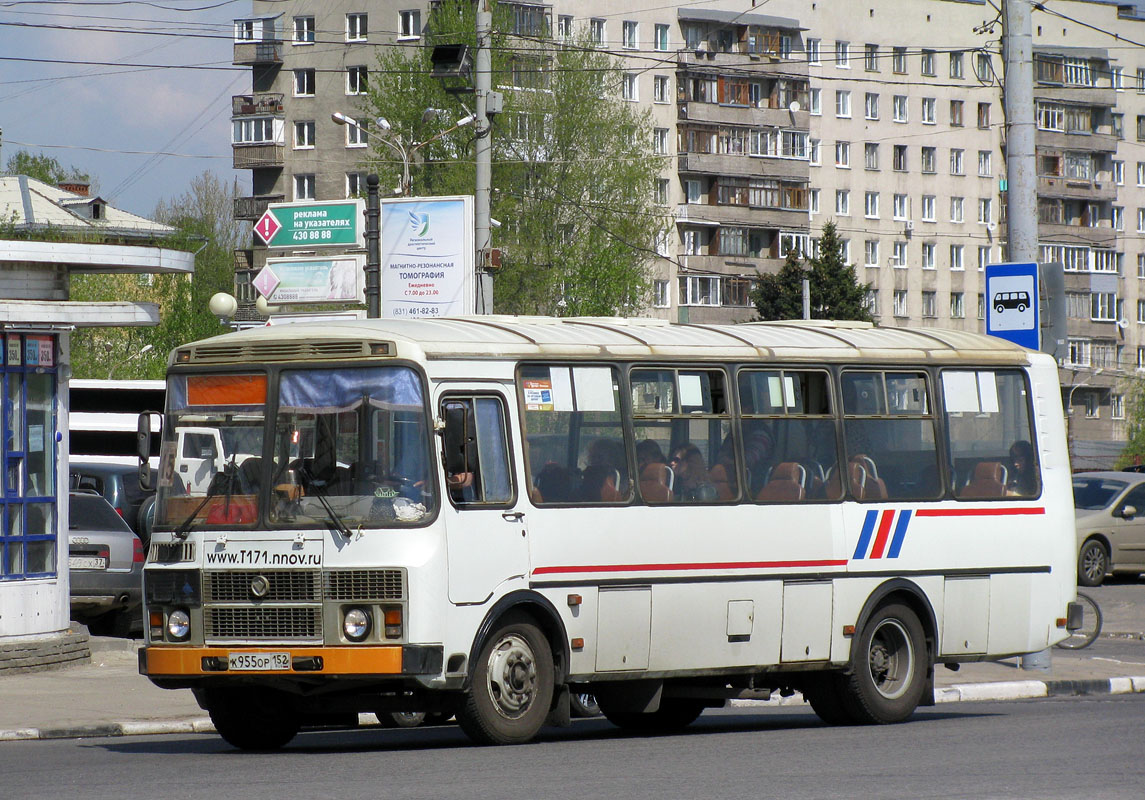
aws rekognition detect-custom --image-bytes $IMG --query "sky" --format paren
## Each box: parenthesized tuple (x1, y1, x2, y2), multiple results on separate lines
(0, 0, 250, 217)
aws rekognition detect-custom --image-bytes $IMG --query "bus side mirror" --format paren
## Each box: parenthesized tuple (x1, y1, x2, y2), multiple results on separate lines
(442, 404, 472, 476)
(137, 412, 161, 491)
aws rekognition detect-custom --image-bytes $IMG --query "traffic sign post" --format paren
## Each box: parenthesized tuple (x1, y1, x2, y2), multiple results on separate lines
(985, 261, 1040, 350)
(254, 200, 365, 249)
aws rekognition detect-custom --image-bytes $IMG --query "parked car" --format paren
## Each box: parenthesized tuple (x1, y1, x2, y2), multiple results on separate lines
(1073, 471, 1145, 586)
(69, 460, 155, 547)
(68, 492, 144, 637)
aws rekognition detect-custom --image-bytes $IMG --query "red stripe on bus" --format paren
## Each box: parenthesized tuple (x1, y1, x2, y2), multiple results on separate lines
(532, 559, 849, 576)
(914, 507, 1045, 517)
(868, 510, 896, 559)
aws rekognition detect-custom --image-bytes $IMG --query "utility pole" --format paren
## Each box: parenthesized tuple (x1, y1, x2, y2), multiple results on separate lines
(365, 174, 381, 318)
(474, 1, 494, 314)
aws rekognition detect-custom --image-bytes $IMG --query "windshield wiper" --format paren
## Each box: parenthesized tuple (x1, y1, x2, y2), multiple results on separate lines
(173, 457, 238, 540)
(298, 464, 353, 539)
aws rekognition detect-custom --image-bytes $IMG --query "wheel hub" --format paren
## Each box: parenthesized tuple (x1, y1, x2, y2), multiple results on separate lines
(486, 634, 537, 719)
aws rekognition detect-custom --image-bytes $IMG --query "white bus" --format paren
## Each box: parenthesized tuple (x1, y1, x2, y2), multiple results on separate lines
(137, 317, 1077, 750)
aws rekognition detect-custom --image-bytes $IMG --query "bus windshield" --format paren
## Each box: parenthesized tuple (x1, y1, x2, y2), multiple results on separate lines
(154, 366, 435, 531)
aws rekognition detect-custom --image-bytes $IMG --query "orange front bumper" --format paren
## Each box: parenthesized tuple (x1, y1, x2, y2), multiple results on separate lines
(141, 645, 404, 677)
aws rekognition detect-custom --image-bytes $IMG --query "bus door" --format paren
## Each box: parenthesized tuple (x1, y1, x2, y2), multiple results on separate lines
(438, 388, 530, 604)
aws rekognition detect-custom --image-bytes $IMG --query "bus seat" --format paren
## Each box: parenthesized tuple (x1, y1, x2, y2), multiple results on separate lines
(710, 463, 737, 501)
(851, 455, 887, 500)
(845, 461, 868, 499)
(756, 462, 806, 502)
(236, 457, 262, 495)
(802, 461, 826, 498)
(639, 462, 674, 503)
(959, 461, 1007, 498)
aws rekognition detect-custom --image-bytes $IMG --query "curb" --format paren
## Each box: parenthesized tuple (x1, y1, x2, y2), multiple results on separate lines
(4, 678, 1145, 742)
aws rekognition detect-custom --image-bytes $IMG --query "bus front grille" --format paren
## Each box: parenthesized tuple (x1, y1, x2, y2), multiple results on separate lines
(324, 569, 405, 601)
(204, 570, 322, 602)
(149, 542, 195, 563)
(204, 607, 322, 641)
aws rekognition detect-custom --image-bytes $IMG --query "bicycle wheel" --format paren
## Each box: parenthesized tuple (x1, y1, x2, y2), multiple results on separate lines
(1055, 592, 1102, 650)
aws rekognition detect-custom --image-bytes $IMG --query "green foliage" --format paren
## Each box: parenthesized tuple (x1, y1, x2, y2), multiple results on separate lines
(363, 0, 668, 315)
(751, 222, 873, 323)
(4, 150, 91, 188)
(1116, 378, 1145, 469)
(68, 173, 241, 379)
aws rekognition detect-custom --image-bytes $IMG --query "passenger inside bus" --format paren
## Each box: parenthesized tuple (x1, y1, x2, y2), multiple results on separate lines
(581, 437, 629, 502)
(636, 439, 673, 502)
(709, 435, 739, 501)
(1007, 440, 1038, 497)
(534, 462, 576, 503)
(669, 443, 718, 503)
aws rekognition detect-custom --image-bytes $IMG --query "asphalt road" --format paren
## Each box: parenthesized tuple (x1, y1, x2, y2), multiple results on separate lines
(3, 694, 1142, 800)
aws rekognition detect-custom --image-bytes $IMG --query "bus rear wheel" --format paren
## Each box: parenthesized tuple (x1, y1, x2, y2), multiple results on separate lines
(839, 603, 928, 724)
(457, 614, 554, 745)
(205, 689, 300, 751)
(599, 697, 706, 733)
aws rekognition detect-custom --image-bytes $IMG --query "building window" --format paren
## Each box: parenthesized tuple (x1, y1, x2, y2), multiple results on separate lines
(655, 178, 669, 205)
(809, 138, 820, 164)
(1091, 292, 1117, 321)
(976, 52, 992, 82)
(893, 290, 909, 316)
(346, 117, 368, 147)
(892, 46, 907, 74)
(653, 128, 668, 154)
(294, 174, 315, 200)
(1113, 394, 1125, 420)
(921, 97, 936, 124)
(809, 88, 821, 115)
(978, 197, 992, 224)
(864, 142, 879, 170)
(293, 68, 315, 96)
(293, 16, 314, 44)
(893, 193, 909, 221)
(865, 239, 879, 266)
(979, 248, 991, 272)
(622, 20, 637, 49)
(836, 189, 850, 216)
(1114, 206, 1124, 231)
(653, 279, 670, 308)
(807, 38, 821, 65)
(346, 13, 367, 41)
(951, 196, 964, 223)
(950, 244, 965, 270)
(893, 95, 908, 122)
(809, 188, 820, 214)
(590, 18, 605, 45)
(978, 294, 987, 320)
(951, 292, 965, 318)
(399, 9, 421, 38)
(0, 334, 58, 581)
(922, 291, 937, 318)
(977, 102, 991, 129)
(835, 90, 851, 118)
(835, 141, 850, 168)
(951, 148, 964, 175)
(978, 150, 992, 176)
(679, 276, 720, 306)
(865, 290, 880, 317)
(1113, 66, 1124, 90)
(621, 73, 638, 101)
(951, 100, 964, 127)
(1115, 160, 1124, 185)
(865, 43, 879, 71)
(922, 195, 935, 222)
(835, 40, 850, 68)
(893, 144, 907, 172)
(293, 120, 315, 149)
(892, 241, 908, 268)
(865, 192, 879, 219)
(654, 24, 669, 51)
(1084, 393, 1099, 419)
(865, 92, 879, 120)
(950, 51, 964, 79)
(922, 243, 935, 269)
(346, 66, 368, 95)
(724, 277, 753, 307)
(346, 172, 366, 197)
(558, 15, 573, 39)
(652, 75, 669, 103)
(921, 146, 936, 174)
(232, 117, 277, 144)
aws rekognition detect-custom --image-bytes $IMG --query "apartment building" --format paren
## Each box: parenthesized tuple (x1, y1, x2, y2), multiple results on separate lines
(229, 0, 1145, 465)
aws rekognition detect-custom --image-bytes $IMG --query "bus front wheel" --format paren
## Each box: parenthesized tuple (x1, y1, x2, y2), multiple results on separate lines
(458, 614, 554, 745)
(840, 603, 928, 724)
(205, 689, 300, 751)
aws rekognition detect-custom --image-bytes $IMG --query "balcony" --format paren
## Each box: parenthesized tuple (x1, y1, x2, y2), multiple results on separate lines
(677, 152, 809, 180)
(232, 93, 284, 116)
(1034, 85, 1116, 109)
(233, 40, 282, 66)
(1036, 129, 1118, 153)
(678, 101, 808, 130)
(233, 145, 284, 170)
(234, 194, 284, 221)
(233, 249, 254, 271)
(1037, 223, 1117, 248)
(676, 203, 809, 230)
(1037, 176, 1117, 202)
(680, 253, 788, 274)
(677, 47, 808, 78)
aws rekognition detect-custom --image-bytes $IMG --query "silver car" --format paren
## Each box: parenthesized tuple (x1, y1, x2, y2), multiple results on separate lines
(1073, 471, 1145, 586)
(68, 492, 144, 636)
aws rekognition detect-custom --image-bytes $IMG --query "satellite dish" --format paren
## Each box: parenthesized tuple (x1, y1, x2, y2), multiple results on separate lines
(788, 100, 801, 113)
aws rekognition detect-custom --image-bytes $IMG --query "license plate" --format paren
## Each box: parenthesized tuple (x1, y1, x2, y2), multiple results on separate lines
(69, 556, 107, 570)
(228, 652, 291, 671)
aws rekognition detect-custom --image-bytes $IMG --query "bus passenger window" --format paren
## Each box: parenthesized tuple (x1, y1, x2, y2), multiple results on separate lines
(942, 370, 1039, 500)
(518, 365, 632, 506)
(738, 369, 838, 502)
(441, 397, 514, 507)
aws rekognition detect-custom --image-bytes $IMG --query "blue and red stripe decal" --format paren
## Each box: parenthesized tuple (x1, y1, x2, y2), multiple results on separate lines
(852, 506, 1045, 559)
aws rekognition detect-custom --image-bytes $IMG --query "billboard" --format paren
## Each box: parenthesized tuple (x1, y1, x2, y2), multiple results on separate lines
(253, 255, 365, 304)
(254, 200, 365, 248)
(381, 196, 474, 318)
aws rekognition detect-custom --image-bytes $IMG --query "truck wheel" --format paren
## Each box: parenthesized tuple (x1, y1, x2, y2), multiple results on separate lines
(457, 614, 554, 745)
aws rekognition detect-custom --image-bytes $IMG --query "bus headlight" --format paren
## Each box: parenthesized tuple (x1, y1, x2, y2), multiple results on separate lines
(343, 608, 371, 642)
(167, 608, 191, 641)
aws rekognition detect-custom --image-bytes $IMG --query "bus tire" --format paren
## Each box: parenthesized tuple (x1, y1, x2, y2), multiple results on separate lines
(457, 614, 554, 745)
(206, 689, 300, 751)
(803, 675, 854, 725)
(840, 603, 928, 724)
(599, 698, 705, 733)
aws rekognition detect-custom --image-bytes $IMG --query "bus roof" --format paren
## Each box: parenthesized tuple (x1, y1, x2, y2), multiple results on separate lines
(173, 316, 1038, 367)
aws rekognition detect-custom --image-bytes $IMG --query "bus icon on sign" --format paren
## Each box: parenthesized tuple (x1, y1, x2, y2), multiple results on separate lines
(993, 291, 1030, 314)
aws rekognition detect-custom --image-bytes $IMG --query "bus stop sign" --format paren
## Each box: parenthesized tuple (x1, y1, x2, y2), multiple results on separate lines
(985, 261, 1039, 350)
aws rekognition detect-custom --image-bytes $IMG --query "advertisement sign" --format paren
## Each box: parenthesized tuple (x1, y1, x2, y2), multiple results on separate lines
(381, 196, 474, 318)
(254, 200, 365, 248)
(985, 261, 1040, 350)
(253, 255, 365, 304)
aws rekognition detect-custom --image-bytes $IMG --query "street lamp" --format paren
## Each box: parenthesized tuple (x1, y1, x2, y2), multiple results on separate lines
(108, 343, 154, 380)
(331, 111, 475, 197)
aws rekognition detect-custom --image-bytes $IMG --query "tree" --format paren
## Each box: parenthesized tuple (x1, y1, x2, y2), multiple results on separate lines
(751, 222, 873, 322)
(68, 172, 242, 379)
(4, 150, 91, 188)
(1116, 378, 1145, 468)
(362, 1, 669, 316)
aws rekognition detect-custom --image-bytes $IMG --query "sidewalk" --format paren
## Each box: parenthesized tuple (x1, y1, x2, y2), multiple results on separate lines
(2, 624, 1143, 742)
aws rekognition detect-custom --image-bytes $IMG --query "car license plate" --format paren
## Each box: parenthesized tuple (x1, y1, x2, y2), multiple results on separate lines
(228, 652, 291, 671)
(68, 556, 107, 570)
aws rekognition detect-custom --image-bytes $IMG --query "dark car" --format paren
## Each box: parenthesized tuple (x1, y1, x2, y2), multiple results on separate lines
(68, 492, 144, 637)
(69, 460, 155, 546)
